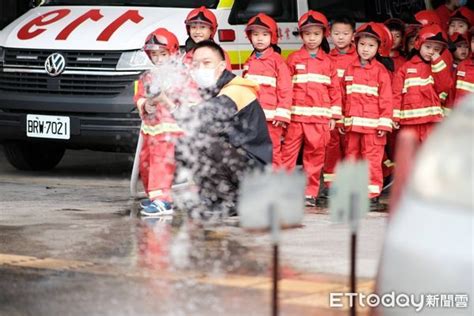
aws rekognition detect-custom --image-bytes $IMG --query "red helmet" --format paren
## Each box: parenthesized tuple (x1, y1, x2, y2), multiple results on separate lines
(414, 24, 448, 50)
(377, 23, 393, 57)
(355, 22, 384, 42)
(298, 10, 329, 36)
(450, 31, 472, 47)
(245, 13, 279, 45)
(185, 6, 218, 38)
(414, 10, 441, 26)
(449, 7, 474, 28)
(144, 28, 180, 56)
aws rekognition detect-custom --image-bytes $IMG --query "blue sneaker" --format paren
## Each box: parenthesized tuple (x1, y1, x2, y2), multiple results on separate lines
(139, 198, 152, 209)
(140, 200, 174, 217)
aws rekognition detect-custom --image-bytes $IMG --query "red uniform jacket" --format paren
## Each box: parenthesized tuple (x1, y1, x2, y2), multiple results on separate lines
(329, 45, 358, 79)
(134, 72, 183, 139)
(341, 58, 393, 133)
(243, 47, 293, 123)
(286, 47, 342, 123)
(391, 51, 406, 73)
(392, 55, 453, 125)
(454, 57, 474, 105)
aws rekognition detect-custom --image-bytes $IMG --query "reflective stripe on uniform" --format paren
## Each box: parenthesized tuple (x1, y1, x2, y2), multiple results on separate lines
(141, 122, 182, 136)
(439, 92, 448, 101)
(149, 190, 165, 200)
(134, 80, 139, 95)
(431, 60, 447, 73)
(324, 173, 335, 182)
(344, 116, 391, 128)
(456, 80, 474, 93)
(276, 107, 291, 120)
(398, 106, 443, 119)
(292, 73, 331, 84)
(331, 105, 342, 117)
(368, 185, 380, 194)
(402, 76, 434, 92)
(244, 74, 277, 87)
(291, 106, 332, 117)
(346, 84, 379, 96)
(336, 69, 345, 78)
(393, 109, 401, 119)
(263, 109, 275, 119)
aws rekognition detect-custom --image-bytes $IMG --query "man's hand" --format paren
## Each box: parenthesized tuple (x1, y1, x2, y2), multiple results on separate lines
(329, 119, 336, 131)
(273, 120, 287, 128)
(338, 127, 346, 135)
(377, 130, 386, 137)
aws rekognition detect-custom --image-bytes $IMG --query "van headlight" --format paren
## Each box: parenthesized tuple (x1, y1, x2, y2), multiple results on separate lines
(116, 50, 153, 71)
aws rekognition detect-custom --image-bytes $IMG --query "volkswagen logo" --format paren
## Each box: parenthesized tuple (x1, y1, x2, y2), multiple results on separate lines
(44, 53, 66, 77)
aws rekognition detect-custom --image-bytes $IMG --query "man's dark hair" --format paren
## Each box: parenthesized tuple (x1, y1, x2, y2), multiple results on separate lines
(330, 15, 356, 31)
(194, 40, 225, 61)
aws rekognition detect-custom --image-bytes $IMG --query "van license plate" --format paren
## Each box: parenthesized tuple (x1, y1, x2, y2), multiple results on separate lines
(26, 114, 70, 140)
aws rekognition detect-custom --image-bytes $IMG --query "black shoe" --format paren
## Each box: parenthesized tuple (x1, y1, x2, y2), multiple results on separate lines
(319, 187, 330, 199)
(305, 196, 317, 207)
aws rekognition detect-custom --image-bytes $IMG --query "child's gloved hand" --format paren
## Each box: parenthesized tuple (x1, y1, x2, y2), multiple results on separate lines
(392, 121, 400, 129)
(329, 119, 336, 131)
(338, 127, 346, 135)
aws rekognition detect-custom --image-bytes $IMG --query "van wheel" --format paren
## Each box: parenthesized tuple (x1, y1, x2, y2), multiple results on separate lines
(3, 141, 65, 171)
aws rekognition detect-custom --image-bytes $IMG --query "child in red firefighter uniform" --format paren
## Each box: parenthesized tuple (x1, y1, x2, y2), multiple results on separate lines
(282, 11, 342, 207)
(243, 13, 293, 168)
(183, 6, 232, 70)
(453, 27, 474, 105)
(322, 15, 357, 192)
(134, 28, 183, 217)
(392, 24, 452, 144)
(339, 23, 394, 206)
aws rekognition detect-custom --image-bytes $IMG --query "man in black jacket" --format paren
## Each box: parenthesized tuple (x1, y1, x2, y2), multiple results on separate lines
(175, 40, 272, 216)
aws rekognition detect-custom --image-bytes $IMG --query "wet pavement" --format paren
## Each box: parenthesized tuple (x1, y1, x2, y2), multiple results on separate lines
(0, 147, 389, 315)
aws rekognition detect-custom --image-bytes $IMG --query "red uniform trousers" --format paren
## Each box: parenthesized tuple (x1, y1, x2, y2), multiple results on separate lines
(139, 134, 176, 203)
(345, 132, 386, 198)
(323, 129, 344, 187)
(267, 122, 283, 168)
(399, 123, 436, 144)
(282, 123, 330, 197)
(382, 129, 397, 178)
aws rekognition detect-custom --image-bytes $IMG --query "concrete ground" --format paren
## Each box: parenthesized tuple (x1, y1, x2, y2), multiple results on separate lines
(0, 146, 389, 315)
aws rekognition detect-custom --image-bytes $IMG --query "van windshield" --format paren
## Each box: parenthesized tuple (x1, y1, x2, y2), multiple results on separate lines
(41, 0, 219, 8)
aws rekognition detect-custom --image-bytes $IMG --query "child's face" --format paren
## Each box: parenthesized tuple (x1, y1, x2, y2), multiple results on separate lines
(190, 22, 213, 43)
(250, 28, 272, 51)
(149, 47, 170, 65)
(357, 35, 378, 62)
(419, 41, 444, 61)
(448, 20, 469, 36)
(390, 30, 402, 50)
(301, 25, 324, 52)
(330, 23, 354, 50)
(407, 36, 416, 52)
(454, 41, 470, 61)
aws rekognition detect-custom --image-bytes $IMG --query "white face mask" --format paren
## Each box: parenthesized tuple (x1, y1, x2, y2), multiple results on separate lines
(192, 68, 217, 89)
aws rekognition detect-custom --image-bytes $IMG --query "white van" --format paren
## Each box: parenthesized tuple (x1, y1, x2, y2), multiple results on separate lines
(0, 0, 427, 170)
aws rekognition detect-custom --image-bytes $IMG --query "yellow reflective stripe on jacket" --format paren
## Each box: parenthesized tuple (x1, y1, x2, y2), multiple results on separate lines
(399, 106, 443, 119)
(244, 74, 277, 87)
(393, 109, 401, 119)
(368, 185, 380, 194)
(344, 117, 379, 128)
(141, 122, 182, 136)
(331, 105, 342, 116)
(431, 60, 447, 73)
(275, 107, 291, 119)
(378, 117, 393, 129)
(291, 106, 333, 117)
(346, 84, 379, 96)
(292, 73, 331, 84)
(263, 109, 275, 119)
(402, 76, 434, 92)
(456, 80, 474, 92)
(324, 173, 335, 182)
